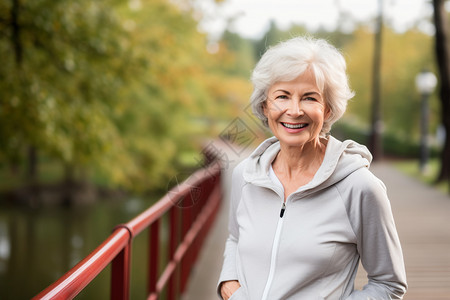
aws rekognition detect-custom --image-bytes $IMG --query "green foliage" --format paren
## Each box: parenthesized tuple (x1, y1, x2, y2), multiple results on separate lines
(343, 27, 436, 141)
(0, 0, 253, 195)
(252, 22, 309, 59)
(220, 30, 255, 77)
(112, 0, 252, 191)
(0, 0, 131, 172)
(333, 119, 441, 158)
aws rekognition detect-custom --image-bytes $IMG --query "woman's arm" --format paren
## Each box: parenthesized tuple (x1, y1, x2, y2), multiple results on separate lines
(217, 162, 246, 299)
(217, 234, 240, 299)
(344, 171, 407, 299)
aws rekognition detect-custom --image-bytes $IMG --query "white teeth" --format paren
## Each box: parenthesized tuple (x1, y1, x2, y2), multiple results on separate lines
(282, 123, 306, 129)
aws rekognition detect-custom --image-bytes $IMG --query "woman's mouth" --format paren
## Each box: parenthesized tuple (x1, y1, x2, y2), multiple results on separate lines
(281, 122, 308, 129)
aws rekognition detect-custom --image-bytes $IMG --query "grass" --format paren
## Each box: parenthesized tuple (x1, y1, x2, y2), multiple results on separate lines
(393, 158, 450, 194)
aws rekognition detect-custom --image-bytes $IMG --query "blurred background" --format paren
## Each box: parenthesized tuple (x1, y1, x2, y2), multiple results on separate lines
(0, 0, 449, 298)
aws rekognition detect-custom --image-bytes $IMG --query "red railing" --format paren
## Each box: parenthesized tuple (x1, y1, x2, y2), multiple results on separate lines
(33, 160, 222, 300)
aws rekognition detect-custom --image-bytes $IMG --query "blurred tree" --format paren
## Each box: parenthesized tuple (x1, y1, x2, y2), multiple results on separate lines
(432, 0, 450, 183)
(344, 27, 435, 142)
(321, 0, 357, 48)
(220, 30, 255, 77)
(0, 0, 252, 200)
(113, 0, 252, 191)
(0, 0, 132, 187)
(380, 29, 436, 136)
(252, 22, 309, 60)
(252, 21, 284, 59)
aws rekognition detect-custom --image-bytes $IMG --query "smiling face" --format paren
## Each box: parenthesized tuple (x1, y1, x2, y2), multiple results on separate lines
(263, 69, 330, 148)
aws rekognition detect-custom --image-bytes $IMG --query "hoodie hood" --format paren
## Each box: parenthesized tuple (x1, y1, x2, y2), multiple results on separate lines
(243, 135, 372, 197)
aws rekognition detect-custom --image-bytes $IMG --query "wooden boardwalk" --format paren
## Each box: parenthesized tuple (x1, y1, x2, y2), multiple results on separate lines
(183, 155, 450, 299)
(361, 163, 450, 300)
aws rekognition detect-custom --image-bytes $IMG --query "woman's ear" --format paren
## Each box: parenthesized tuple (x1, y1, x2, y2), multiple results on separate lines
(262, 101, 268, 117)
(324, 105, 331, 121)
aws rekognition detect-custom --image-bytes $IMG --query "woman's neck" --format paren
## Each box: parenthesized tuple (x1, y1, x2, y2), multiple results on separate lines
(273, 138, 327, 181)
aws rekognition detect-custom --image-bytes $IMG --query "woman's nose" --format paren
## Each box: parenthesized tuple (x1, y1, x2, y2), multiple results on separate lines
(287, 99, 302, 116)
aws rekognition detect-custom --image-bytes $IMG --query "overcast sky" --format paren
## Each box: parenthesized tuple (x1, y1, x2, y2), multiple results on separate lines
(196, 0, 441, 40)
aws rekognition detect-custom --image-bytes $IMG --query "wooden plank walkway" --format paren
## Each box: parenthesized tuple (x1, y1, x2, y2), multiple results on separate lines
(183, 155, 450, 299)
(360, 163, 450, 300)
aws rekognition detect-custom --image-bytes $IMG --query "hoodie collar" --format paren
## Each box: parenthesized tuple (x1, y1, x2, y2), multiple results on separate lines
(243, 136, 372, 195)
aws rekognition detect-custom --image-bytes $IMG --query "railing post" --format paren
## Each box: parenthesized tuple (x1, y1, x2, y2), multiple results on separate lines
(110, 226, 133, 300)
(168, 206, 179, 300)
(148, 219, 160, 295)
(180, 203, 193, 293)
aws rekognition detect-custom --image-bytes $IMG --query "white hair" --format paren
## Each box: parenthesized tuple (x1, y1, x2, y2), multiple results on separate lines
(250, 36, 354, 137)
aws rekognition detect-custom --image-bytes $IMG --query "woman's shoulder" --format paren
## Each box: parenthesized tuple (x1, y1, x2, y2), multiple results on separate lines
(343, 166, 386, 191)
(232, 157, 249, 176)
(337, 167, 393, 230)
(230, 158, 250, 186)
(336, 167, 388, 208)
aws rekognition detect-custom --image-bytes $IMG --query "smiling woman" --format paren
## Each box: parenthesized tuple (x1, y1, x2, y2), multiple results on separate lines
(217, 36, 407, 300)
(264, 70, 329, 149)
(250, 37, 353, 136)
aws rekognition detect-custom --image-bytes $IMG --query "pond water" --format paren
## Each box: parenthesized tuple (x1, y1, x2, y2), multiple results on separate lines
(0, 195, 162, 300)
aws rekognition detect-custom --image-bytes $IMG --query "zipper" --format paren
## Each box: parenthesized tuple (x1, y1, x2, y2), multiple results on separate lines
(261, 201, 286, 300)
(280, 202, 286, 218)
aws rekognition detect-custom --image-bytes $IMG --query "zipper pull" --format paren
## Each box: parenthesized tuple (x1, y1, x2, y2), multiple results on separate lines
(280, 202, 286, 218)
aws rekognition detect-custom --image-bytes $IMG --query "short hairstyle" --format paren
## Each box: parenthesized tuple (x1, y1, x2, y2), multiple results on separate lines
(250, 36, 354, 137)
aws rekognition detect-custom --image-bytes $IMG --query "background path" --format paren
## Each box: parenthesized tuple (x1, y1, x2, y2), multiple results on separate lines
(364, 163, 450, 300)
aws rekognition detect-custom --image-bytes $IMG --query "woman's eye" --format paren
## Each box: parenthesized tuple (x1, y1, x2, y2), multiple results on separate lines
(304, 97, 317, 101)
(275, 95, 289, 100)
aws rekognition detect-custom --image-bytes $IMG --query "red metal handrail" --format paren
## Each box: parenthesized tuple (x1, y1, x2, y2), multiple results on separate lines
(33, 161, 222, 300)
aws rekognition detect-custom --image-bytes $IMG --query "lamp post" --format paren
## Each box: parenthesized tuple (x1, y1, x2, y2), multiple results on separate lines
(415, 69, 437, 173)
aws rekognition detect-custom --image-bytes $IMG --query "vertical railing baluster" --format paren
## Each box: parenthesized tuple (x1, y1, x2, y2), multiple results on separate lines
(148, 219, 160, 296)
(111, 235, 132, 300)
(168, 206, 179, 300)
(180, 197, 193, 293)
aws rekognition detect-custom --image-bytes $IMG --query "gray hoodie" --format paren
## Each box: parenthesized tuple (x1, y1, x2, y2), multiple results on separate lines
(218, 136, 407, 299)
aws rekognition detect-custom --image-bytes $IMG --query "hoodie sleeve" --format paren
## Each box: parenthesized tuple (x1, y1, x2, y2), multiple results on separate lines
(344, 169, 407, 299)
(217, 161, 246, 298)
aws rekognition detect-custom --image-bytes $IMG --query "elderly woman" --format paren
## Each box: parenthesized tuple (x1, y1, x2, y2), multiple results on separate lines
(218, 37, 407, 300)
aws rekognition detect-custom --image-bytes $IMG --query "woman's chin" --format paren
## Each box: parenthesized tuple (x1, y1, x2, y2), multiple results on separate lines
(277, 136, 310, 148)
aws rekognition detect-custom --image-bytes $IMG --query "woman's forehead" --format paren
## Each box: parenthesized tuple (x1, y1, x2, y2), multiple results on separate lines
(270, 69, 323, 93)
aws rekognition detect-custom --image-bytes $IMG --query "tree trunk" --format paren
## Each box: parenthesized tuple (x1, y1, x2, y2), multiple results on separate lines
(11, 0, 22, 66)
(12, 0, 39, 182)
(369, 0, 384, 160)
(433, 0, 450, 182)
